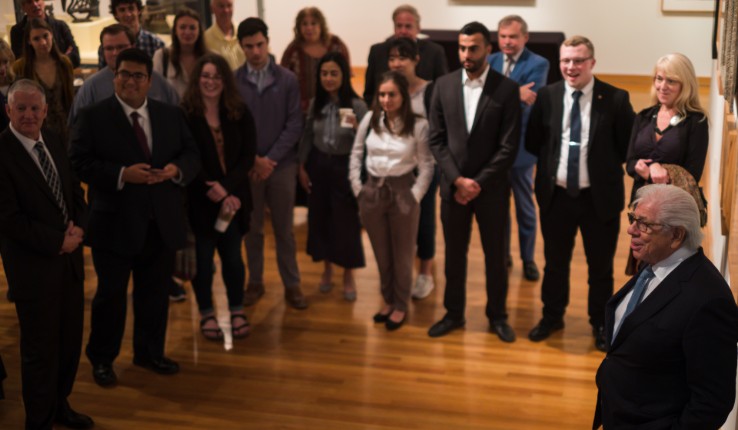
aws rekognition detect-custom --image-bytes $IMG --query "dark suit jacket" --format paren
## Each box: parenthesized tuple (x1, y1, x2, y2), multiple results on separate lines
(186, 109, 256, 239)
(526, 78, 635, 221)
(0, 127, 87, 300)
(363, 37, 448, 103)
(428, 67, 521, 200)
(69, 96, 200, 256)
(594, 249, 738, 429)
(488, 48, 549, 167)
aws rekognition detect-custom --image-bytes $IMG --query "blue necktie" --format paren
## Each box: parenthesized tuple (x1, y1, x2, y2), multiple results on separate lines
(567, 90, 583, 197)
(613, 266, 655, 341)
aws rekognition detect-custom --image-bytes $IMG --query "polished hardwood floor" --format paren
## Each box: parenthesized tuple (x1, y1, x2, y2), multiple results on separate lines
(0, 78, 703, 429)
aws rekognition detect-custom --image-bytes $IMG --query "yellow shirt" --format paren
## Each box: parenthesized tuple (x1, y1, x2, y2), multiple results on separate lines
(204, 23, 245, 70)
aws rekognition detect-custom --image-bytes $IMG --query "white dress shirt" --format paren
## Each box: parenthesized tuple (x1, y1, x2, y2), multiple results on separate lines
(9, 124, 60, 178)
(556, 79, 594, 189)
(613, 246, 698, 337)
(462, 63, 490, 133)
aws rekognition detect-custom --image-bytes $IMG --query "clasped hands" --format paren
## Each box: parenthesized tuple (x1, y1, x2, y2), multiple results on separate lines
(122, 163, 180, 184)
(60, 221, 84, 254)
(454, 177, 481, 205)
(249, 156, 277, 183)
(634, 159, 669, 184)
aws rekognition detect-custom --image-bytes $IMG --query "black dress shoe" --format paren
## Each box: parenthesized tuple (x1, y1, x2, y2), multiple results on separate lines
(92, 363, 116, 387)
(56, 401, 94, 429)
(373, 311, 391, 323)
(385, 314, 406, 331)
(523, 261, 540, 281)
(133, 356, 180, 375)
(528, 319, 565, 342)
(593, 325, 607, 352)
(428, 318, 465, 338)
(491, 321, 516, 342)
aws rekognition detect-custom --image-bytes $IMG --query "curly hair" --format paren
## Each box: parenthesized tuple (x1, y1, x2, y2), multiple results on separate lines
(181, 53, 245, 121)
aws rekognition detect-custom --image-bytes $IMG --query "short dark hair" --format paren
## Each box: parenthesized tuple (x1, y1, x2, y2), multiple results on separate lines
(388, 37, 419, 60)
(110, 0, 142, 16)
(460, 21, 491, 46)
(99, 23, 135, 45)
(116, 48, 153, 76)
(237, 17, 268, 42)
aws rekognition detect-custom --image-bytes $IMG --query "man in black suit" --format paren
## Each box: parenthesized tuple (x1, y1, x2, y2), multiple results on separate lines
(594, 184, 738, 429)
(427, 22, 520, 341)
(0, 79, 91, 429)
(363, 4, 447, 103)
(526, 36, 635, 351)
(70, 48, 200, 387)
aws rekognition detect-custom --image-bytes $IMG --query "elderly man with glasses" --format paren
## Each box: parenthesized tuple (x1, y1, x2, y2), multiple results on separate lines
(594, 184, 738, 429)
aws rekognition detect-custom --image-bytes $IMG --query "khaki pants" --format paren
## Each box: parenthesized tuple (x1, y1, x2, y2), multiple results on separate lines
(358, 173, 420, 312)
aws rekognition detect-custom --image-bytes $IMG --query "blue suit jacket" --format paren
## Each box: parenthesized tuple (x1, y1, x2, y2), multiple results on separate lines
(488, 48, 549, 167)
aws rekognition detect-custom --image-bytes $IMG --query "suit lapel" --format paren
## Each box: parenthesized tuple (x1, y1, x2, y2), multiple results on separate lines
(148, 101, 161, 164)
(451, 71, 470, 141)
(7, 132, 61, 211)
(509, 49, 530, 82)
(605, 275, 635, 346)
(43, 131, 74, 215)
(549, 82, 565, 168)
(469, 68, 499, 134)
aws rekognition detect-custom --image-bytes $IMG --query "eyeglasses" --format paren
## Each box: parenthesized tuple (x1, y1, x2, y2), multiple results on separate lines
(103, 44, 131, 53)
(627, 212, 670, 233)
(200, 73, 223, 81)
(559, 57, 592, 66)
(116, 70, 149, 82)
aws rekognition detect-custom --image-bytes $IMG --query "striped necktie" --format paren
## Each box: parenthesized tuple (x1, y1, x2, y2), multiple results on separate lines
(33, 141, 68, 222)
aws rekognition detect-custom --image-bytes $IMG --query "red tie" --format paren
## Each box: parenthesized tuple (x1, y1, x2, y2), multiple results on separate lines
(130, 112, 151, 160)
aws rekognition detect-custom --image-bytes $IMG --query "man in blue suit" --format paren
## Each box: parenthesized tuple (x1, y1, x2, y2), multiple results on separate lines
(488, 15, 549, 281)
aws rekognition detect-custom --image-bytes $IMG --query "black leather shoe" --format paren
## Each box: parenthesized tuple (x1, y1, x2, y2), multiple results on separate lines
(133, 356, 180, 375)
(593, 325, 607, 352)
(523, 261, 540, 281)
(428, 318, 465, 338)
(373, 311, 391, 323)
(56, 401, 94, 429)
(385, 314, 406, 331)
(528, 319, 565, 342)
(92, 363, 116, 387)
(491, 321, 516, 342)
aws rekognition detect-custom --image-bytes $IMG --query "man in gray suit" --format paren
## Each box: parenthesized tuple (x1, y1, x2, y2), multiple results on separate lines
(427, 22, 520, 341)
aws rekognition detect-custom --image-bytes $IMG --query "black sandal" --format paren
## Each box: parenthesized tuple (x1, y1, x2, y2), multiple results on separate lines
(231, 314, 251, 339)
(200, 315, 224, 341)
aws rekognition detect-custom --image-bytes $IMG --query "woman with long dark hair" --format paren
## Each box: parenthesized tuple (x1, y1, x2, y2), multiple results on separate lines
(298, 52, 367, 301)
(13, 18, 73, 144)
(153, 8, 209, 98)
(181, 53, 256, 341)
(349, 71, 433, 330)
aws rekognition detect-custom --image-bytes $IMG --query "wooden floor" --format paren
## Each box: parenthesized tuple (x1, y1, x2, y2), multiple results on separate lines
(0, 78, 696, 429)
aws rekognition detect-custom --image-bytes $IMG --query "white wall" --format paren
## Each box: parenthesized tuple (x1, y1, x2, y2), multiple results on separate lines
(2, 0, 713, 77)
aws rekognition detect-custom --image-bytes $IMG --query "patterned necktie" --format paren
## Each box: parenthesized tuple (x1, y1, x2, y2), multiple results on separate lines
(504, 56, 515, 77)
(130, 112, 151, 160)
(566, 90, 583, 197)
(613, 266, 655, 341)
(33, 142, 68, 222)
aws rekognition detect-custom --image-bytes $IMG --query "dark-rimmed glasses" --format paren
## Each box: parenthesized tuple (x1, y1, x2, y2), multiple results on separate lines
(627, 212, 670, 233)
(116, 70, 149, 82)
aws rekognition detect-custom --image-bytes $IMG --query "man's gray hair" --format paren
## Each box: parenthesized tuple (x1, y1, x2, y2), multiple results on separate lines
(7, 79, 46, 105)
(634, 184, 703, 250)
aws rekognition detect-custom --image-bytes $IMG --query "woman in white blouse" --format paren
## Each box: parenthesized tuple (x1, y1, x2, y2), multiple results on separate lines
(349, 71, 434, 331)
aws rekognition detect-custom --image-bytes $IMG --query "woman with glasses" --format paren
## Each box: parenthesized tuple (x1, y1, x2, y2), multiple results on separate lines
(153, 8, 208, 98)
(297, 52, 366, 301)
(13, 18, 73, 145)
(624, 53, 707, 273)
(626, 53, 708, 203)
(181, 53, 256, 341)
(349, 71, 433, 331)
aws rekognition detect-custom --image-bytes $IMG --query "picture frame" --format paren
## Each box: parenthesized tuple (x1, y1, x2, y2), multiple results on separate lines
(661, 0, 715, 12)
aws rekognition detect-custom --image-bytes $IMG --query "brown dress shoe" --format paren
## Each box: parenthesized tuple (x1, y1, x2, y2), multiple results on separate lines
(284, 285, 308, 310)
(243, 283, 265, 306)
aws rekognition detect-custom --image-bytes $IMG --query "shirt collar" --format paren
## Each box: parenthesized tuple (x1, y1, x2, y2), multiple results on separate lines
(651, 246, 698, 282)
(115, 93, 149, 120)
(507, 49, 524, 64)
(247, 57, 272, 74)
(565, 77, 595, 98)
(462, 63, 490, 87)
(9, 123, 44, 152)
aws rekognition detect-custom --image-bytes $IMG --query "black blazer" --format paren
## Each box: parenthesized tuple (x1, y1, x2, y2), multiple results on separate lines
(0, 127, 87, 300)
(428, 67, 521, 200)
(526, 78, 635, 221)
(594, 249, 738, 430)
(69, 96, 200, 256)
(186, 109, 256, 238)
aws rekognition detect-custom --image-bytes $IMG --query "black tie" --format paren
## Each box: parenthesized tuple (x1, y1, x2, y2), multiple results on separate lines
(33, 142, 68, 222)
(567, 90, 583, 197)
(130, 112, 151, 160)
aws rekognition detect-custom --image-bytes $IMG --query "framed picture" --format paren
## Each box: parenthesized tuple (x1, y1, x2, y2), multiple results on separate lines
(661, 0, 715, 12)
